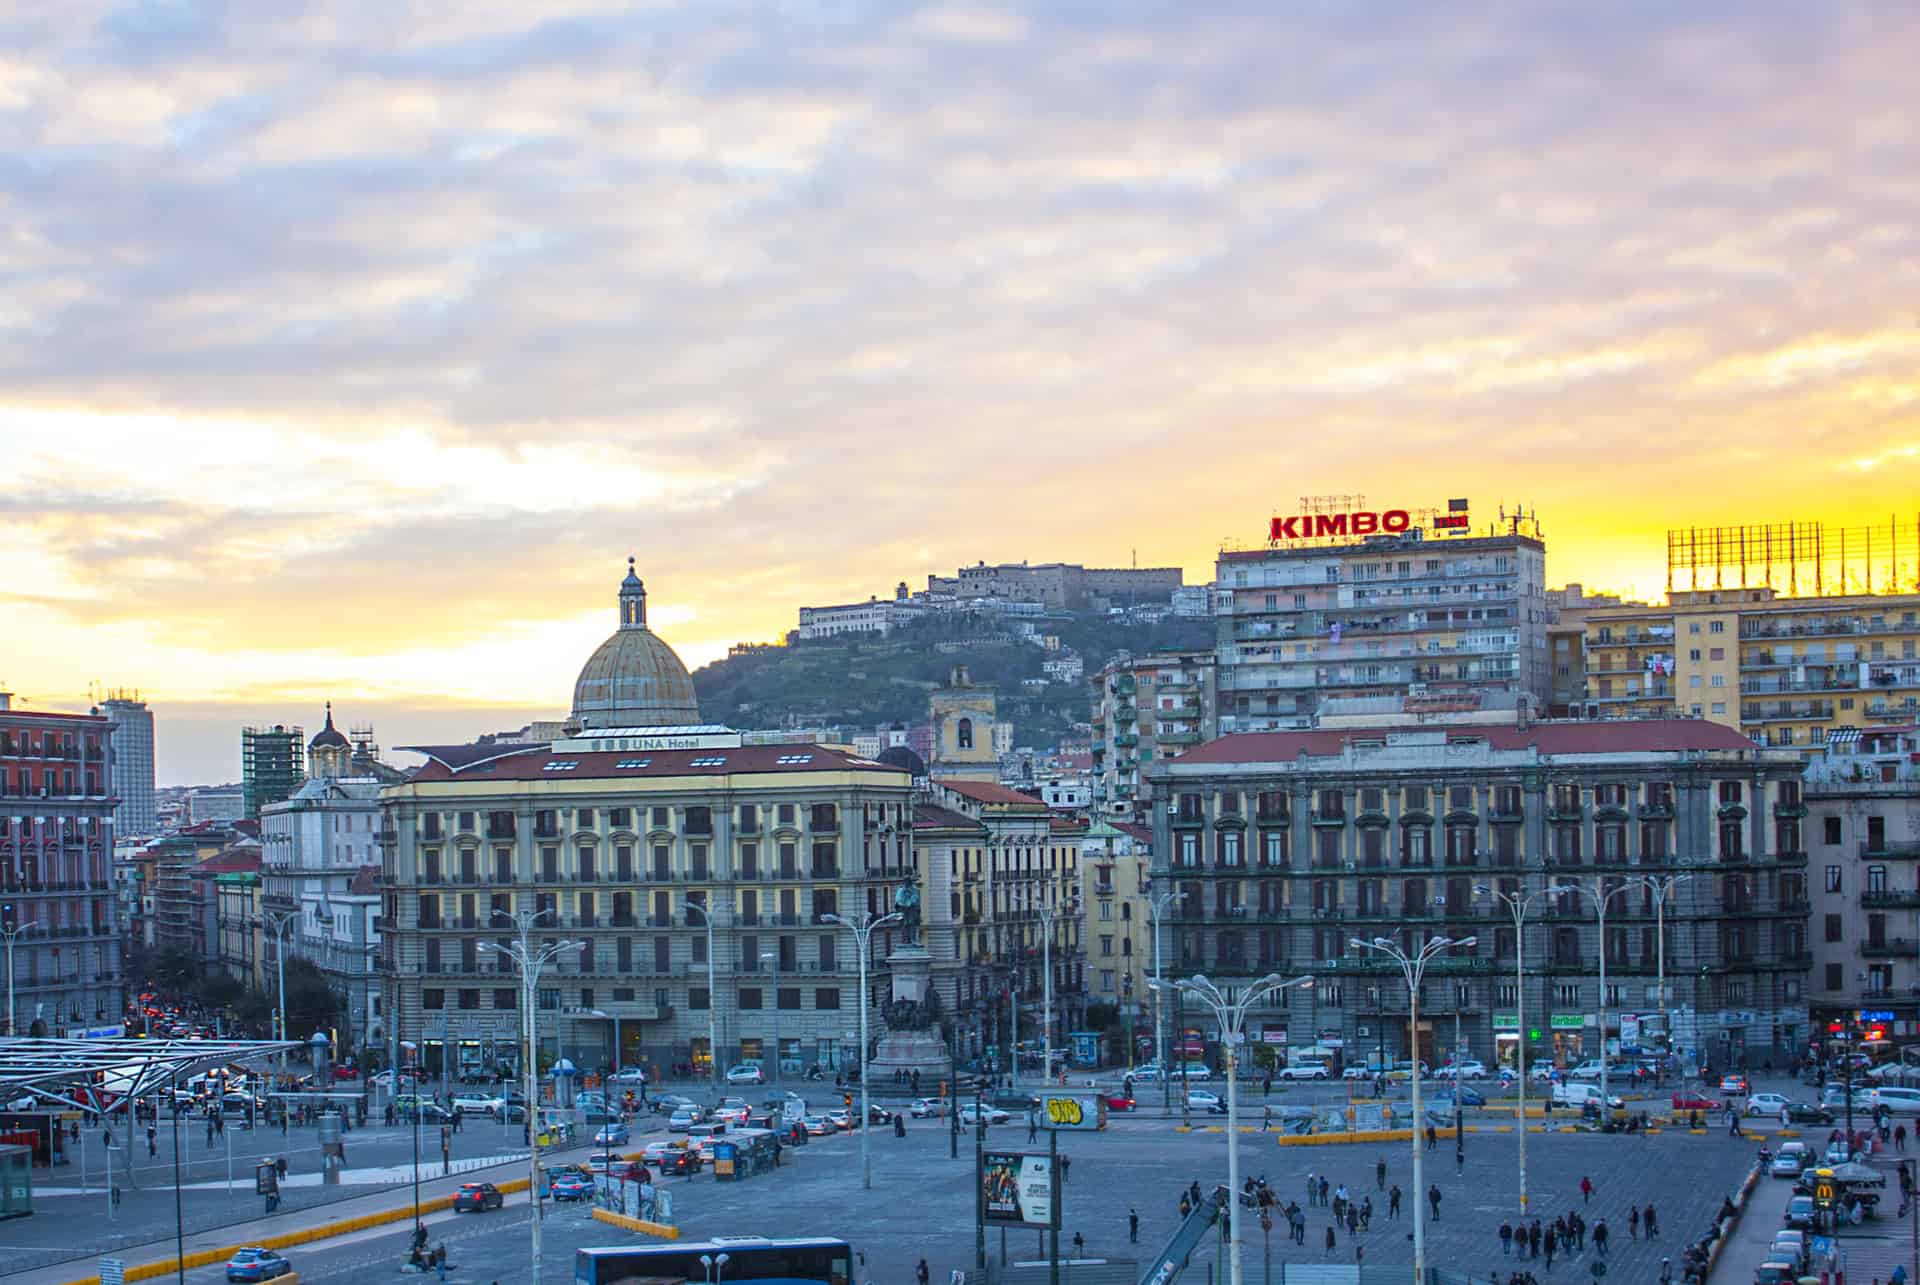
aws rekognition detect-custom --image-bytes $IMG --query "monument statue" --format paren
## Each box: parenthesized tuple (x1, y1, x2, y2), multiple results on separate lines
(893, 876, 922, 946)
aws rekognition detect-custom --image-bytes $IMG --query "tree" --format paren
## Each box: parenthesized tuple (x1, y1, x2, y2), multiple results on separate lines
(202, 973, 244, 1011)
(281, 957, 343, 1042)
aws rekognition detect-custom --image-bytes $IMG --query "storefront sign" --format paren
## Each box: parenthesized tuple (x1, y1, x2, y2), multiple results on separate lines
(1550, 1015, 1584, 1031)
(1620, 1015, 1640, 1044)
(1260, 1026, 1289, 1045)
(1493, 1014, 1519, 1031)
(982, 1151, 1054, 1228)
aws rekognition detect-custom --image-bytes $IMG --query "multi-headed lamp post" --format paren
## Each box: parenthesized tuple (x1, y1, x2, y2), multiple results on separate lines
(685, 902, 722, 1091)
(1, 918, 40, 1036)
(1475, 884, 1547, 1211)
(478, 908, 580, 1282)
(1353, 934, 1476, 1285)
(1031, 891, 1079, 1087)
(1152, 972, 1313, 1285)
(261, 910, 298, 1078)
(1146, 890, 1185, 1116)
(1630, 874, 1691, 1073)
(1567, 877, 1639, 1123)
(824, 910, 899, 1190)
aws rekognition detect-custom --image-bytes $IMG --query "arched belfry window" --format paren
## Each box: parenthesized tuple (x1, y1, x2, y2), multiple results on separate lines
(958, 717, 974, 750)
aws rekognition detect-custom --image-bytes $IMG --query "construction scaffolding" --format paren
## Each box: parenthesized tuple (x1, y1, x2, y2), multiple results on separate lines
(1667, 515, 1920, 598)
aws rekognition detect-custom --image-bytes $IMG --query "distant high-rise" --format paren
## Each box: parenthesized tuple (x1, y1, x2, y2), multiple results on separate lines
(100, 692, 156, 837)
(241, 725, 305, 819)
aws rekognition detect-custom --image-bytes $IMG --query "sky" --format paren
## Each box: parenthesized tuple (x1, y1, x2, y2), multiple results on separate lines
(1, 1, 1916, 785)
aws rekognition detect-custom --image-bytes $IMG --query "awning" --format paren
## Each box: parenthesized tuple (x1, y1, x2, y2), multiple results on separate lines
(1828, 727, 1863, 747)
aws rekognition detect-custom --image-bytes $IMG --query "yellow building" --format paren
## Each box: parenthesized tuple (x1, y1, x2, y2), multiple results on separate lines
(929, 666, 999, 783)
(1079, 818, 1155, 1066)
(1584, 588, 1920, 749)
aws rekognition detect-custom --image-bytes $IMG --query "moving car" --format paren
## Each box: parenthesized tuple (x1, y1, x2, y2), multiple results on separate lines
(959, 1103, 1010, 1126)
(1186, 1090, 1226, 1115)
(1781, 1102, 1835, 1125)
(1279, 1059, 1332, 1081)
(1672, 1090, 1724, 1112)
(653, 1094, 699, 1117)
(593, 1123, 631, 1147)
(641, 1141, 703, 1174)
(1568, 1060, 1607, 1081)
(1770, 1147, 1809, 1179)
(1870, 1087, 1920, 1116)
(1106, 1094, 1136, 1112)
(452, 1091, 507, 1118)
(992, 1092, 1042, 1114)
(865, 1103, 894, 1126)
(549, 1173, 594, 1202)
(610, 1066, 649, 1085)
(668, 1107, 700, 1133)
(401, 1101, 454, 1124)
(801, 1115, 836, 1136)
(1720, 1074, 1750, 1096)
(453, 1181, 505, 1211)
(225, 1248, 292, 1282)
(710, 1100, 752, 1126)
(1747, 1092, 1791, 1117)
(1784, 1195, 1817, 1229)
(1824, 1139, 1854, 1165)
(725, 1063, 767, 1085)
(1754, 1261, 1800, 1285)
(826, 1108, 854, 1130)
(1428, 1083, 1486, 1108)
(1436, 1060, 1488, 1081)
(1342, 1065, 1378, 1081)
(909, 1098, 947, 1118)
(1769, 1231, 1808, 1273)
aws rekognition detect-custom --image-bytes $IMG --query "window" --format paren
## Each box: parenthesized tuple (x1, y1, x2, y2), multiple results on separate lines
(457, 988, 480, 1010)
(1826, 963, 1844, 991)
(1826, 865, 1843, 892)
(493, 988, 516, 1009)
(422, 989, 445, 1010)
(957, 718, 974, 750)
(689, 986, 710, 1010)
(1825, 913, 1843, 943)
(1709, 620, 1725, 633)
(1824, 817, 1843, 846)
(538, 988, 559, 1010)
(815, 987, 841, 1010)
(778, 987, 802, 1010)
(739, 988, 762, 1011)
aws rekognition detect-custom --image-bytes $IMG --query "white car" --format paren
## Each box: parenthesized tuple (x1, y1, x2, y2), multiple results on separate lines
(1436, 1060, 1488, 1081)
(1278, 1061, 1332, 1081)
(1342, 1066, 1378, 1081)
(960, 1104, 1009, 1126)
(1187, 1090, 1226, 1114)
(724, 1064, 766, 1086)
(452, 1091, 507, 1117)
(609, 1066, 649, 1085)
(1746, 1092, 1791, 1117)
(908, 1097, 946, 1118)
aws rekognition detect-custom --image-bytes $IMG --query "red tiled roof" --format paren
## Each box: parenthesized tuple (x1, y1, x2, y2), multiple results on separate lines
(194, 846, 262, 875)
(404, 742, 909, 784)
(1174, 719, 1758, 765)
(348, 865, 380, 896)
(1114, 821, 1154, 844)
(940, 779, 1048, 807)
(913, 803, 982, 831)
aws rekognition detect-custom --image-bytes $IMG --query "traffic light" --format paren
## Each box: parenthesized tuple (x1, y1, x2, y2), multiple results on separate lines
(2, 904, 12, 930)
(843, 1093, 853, 1110)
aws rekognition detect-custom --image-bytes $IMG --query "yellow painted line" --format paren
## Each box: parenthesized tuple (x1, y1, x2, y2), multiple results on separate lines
(1689, 1128, 1708, 1135)
(1778, 1130, 1800, 1138)
(591, 1208, 681, 1240)
(1174, 1126, 1192, 1133)
(1273, 1130, 1414, 1148)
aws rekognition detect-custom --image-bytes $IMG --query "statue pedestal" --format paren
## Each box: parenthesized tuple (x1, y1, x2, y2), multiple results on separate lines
(868, 946, 952, 1086)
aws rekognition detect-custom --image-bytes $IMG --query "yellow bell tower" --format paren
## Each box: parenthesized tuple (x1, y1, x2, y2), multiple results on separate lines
(929, 666, 998, 783)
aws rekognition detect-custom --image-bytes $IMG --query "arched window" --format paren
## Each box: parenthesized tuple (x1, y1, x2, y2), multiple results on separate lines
(957, 717, 974, 750)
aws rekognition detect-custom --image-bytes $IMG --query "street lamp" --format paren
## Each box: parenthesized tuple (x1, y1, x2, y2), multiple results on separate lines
(478, 908, 580, 1281)
(1, 919, 40, 1036)
(1353, 934, 1476, 1285)
(261, 910, 299, 1082)
(1031, 891, 1079, 1088)
(1565, 877, 1639, 1123)
(823, 910, 900, 1190)
(1629, 874, 1691, 1077)
(1146, 890, 1186, 1116)
(1476, 883, 1547, 1212)
(400, 1039, 422, 1243)
(1152, 972, 1313, 1285)
(686, 902, 721, 1091)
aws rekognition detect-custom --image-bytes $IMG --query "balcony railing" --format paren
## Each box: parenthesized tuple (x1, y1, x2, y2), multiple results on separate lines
(1863, 840, 1920, 860)
(1860, 940, 1916, 959)
(1862, 891, 1920, 910)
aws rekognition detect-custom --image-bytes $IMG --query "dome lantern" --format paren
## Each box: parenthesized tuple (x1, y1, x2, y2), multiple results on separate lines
(567, 559, 701, 731)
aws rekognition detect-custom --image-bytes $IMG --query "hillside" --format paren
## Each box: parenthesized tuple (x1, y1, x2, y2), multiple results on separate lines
(692, 613, 1212, 747)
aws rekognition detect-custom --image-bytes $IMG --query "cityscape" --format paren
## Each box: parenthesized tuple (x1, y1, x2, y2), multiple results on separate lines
(1, 5, 1917, 1285)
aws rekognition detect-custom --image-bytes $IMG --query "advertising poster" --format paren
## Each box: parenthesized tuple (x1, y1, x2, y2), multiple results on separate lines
(982, 1151, 1054, 1228)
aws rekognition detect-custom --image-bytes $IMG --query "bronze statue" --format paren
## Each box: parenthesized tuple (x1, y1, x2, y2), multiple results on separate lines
(893, 877, 922, 945)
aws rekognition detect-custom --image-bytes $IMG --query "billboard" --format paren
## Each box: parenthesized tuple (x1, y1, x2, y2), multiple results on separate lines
(1037, 1094, 1107, 1132)
(982, 1151, 1055, 1229)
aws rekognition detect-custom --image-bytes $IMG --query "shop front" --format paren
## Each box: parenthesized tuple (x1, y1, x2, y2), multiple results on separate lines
(1549, 1013, 1586, 1066)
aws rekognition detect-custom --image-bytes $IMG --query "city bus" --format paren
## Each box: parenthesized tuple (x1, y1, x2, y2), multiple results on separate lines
(575, 1237, 854, 1285)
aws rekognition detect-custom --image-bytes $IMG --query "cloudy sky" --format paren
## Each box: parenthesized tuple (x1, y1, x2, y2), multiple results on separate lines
(3, 1, 1916, 784)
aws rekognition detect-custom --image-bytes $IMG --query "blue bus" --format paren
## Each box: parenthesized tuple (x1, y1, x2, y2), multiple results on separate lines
(575, 1237, 854, 1285)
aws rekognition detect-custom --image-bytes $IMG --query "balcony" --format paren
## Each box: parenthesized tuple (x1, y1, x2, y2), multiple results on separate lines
(1172, 811, 1205, 829)
(1743, 700, 1835, 723)
(1310, 810, 1346, 828)
(1860, 940, 1916, 959)
(1114, 733, 1139, 749)
(1159, 729, 1202, 747)
(1862, 891, 1920, 910)
(1775, 849, 1809, 868)
(1864, 839, 1920, 860)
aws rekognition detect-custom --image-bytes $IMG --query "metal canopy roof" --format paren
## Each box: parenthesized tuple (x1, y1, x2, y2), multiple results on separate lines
(0, 1037, 302, 1116)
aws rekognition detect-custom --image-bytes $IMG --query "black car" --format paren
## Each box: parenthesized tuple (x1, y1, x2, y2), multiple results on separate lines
(1782, 1102, 1836, 1125)
(991, 1092, 1041, 1114)
(401, 1102, 454, 1124)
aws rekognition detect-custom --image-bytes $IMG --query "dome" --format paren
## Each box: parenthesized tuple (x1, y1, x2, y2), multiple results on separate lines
(568, 558, 702, 730)
(309, 702, 350, 751)
(877, 745, 927, 778)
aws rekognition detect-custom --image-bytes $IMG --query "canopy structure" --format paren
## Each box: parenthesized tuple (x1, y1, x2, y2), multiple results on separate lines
(0, 1037, 303, 1116)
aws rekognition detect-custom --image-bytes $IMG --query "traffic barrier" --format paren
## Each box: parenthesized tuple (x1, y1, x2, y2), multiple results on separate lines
(56, 1178, 534, 1285)
(1273, 1129, 1414, 1148)
(591, 1208, 681, 1239)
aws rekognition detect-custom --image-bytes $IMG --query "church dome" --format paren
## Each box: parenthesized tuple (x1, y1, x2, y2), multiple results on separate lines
(568, 558, 701, 730)
(309, 702, 350, 751)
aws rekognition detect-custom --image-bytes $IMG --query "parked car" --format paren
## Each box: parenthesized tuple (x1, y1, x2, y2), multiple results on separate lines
(1747, 1092, 1791, 1117)
(1769, 1231, 1808, 1273)
(452, 1091, 507, 1118)
(610, 1066, 649, 1085)
(1671, 1090, 1724, 1112)
(1783, 1195, 1817, 1230)
(909, 1097, 947, 1118)
(1568, 1060, 1607, 1081)
(225, 1248, 292, 1283)
(593, 1123, 631, 1147)
(725, 1063, 766, 1085)
(1769, 1147, 1808, 1179)
(1279, 1061, 1333, 1081)
(1781, 1102, 1835, 1125)
(1436, 1060, 1488, 1081)
(549, 1173, 594, 1202)
(1824, 1139, 1854, 1166)
(1530, 1064, 1559, 1083)
(801, 1115, 836, 1135)
(1187, 1090, 1226, 1115)
(1341, 1065, 1378, 1081)
(1870, 1087, 1920, 1116)
(453, 1181, 505, 1212)
(959, 1103, 1010, 1126)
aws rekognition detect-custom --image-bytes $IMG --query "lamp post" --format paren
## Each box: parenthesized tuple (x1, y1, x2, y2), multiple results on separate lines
(591, 1008, 622, 1083)
(1, 919, 40, 1036)
(824, 910, 899, 1191)
(1631, 874, 1691, 1079)
(1568, 877, 1638, 1124)
(262, 910, 298, 1083)
(1032, 891, 1079, 1088)
(1146, 890, 1185, 1116)
(686, 903, 721, 1091)
(478, 908, 580, 1281)
(400, 1039, 422, 1241)
(1353, 934, 1476, 1285)
(1152, 972, 1314, 1285)
(1477, 884, 1546, 1212)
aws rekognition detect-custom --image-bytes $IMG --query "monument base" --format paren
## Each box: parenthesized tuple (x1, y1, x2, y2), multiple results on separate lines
(869, 945, 952, 1086)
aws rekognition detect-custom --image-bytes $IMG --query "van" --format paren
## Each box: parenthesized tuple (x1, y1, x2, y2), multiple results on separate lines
(685, 1120, 730, 1144)
(1551, 1082, 1621, 1111)
(1871, 1087, 1920, 1116)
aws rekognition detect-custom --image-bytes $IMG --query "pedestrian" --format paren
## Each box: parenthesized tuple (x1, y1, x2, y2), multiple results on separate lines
(147, 1125, 157, 1158)
(1191, 1180, 1203, 1208)
(1426, 1123, 1437, 1150)
(917, 1259, 929, 1285)
(1500, 1222, 1514, 1255)
(1377, 1157, 1387, 1190)
(1028, 1113, 1038, 1144)
(1543, 1228, 1556, 1270)
(1389, 1185, 1402, 1219)
(894, 1114, 905, 1138)
(1360, 1196, 1372, 1231)
(1179, 1195, 1192, 1219)
(1060, 1154, 1071, 1184)
(1354, 1244, 1364, 1267)
(1593, 1219, 1609, 1256)
(1900, 1124, 1909, 1153)
(1580, 1175, 1592, 1204)
(1528, 1221, 1541, 1259)
(1324, 1225, 1336, 1259)
(1427, 1183, 1441, 1221)
(1130, 1209, 1139, 1243)
(1346, 1204, 1358, 1237)
(1305, 1171, 1317, 1205)
(1659, 1257, 1673, 1285)
(1643, 1204, 1658, 1239)
(1628, 1206, 1639, 1240)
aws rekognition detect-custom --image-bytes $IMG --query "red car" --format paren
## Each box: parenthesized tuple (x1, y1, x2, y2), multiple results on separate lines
(331, 1065, 360, 1081)
(1671, 1090, 1723, 1112)
(1106, 1094, 1136, 1112)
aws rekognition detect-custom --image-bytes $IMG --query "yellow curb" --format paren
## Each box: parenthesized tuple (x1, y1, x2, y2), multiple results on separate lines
(1778, 1130, 1800, 1138)
(1174, 1126, 1192, 1133)
(1689, 1128, 1708, 1135)
(591, 1208, 680, 1239)
(1273, 1130, 1414, 1148)
(56, 1178, 534, 1285)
